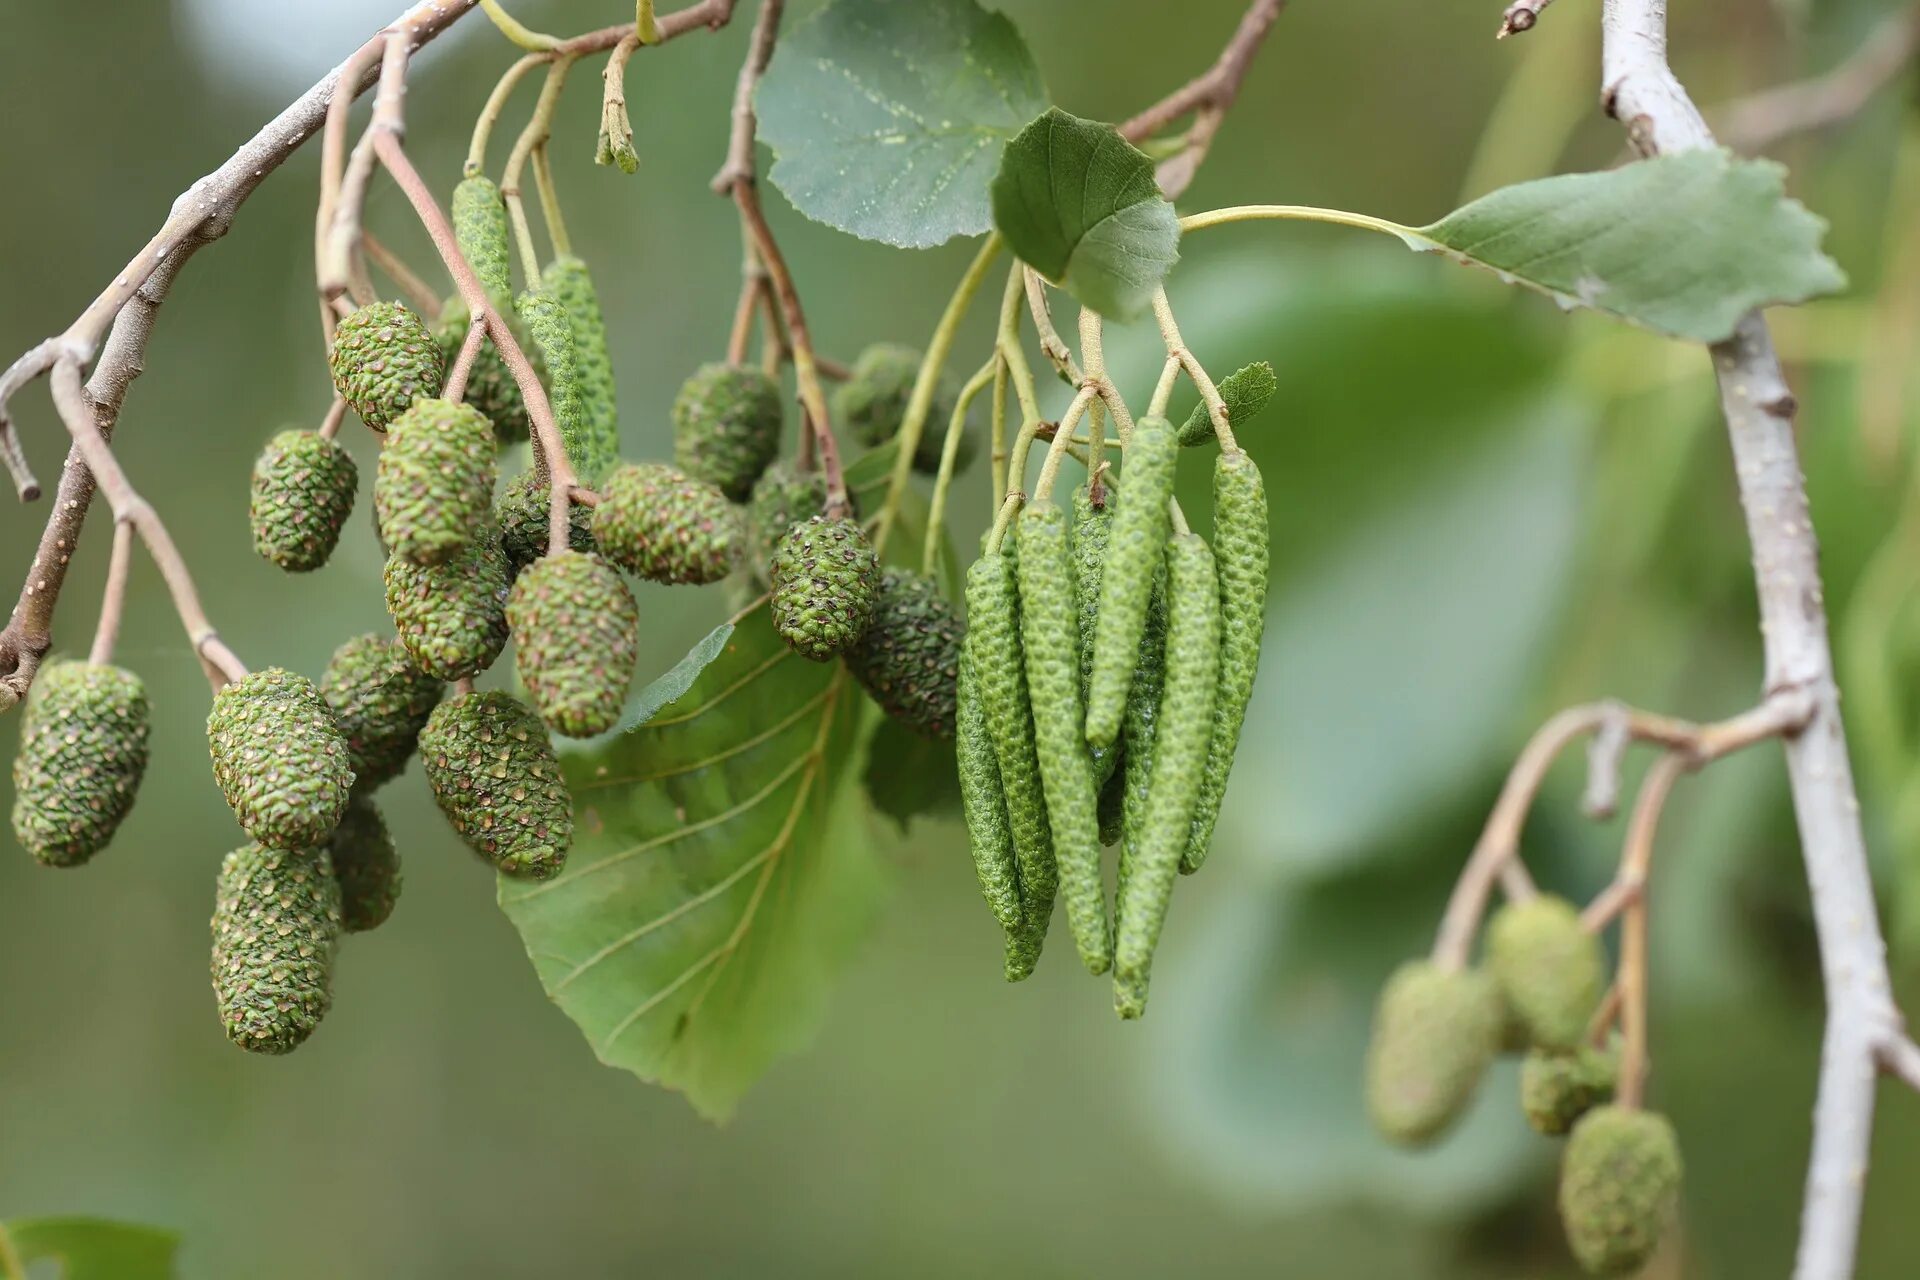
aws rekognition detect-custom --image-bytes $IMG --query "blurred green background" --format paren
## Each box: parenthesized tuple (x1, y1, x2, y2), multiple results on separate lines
(7, 0, 1920, 1275)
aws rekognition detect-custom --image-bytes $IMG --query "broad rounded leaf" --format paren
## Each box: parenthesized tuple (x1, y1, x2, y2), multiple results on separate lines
(991, 108, 1180, 319)
(755, 0, 1048, 248)
(498, 604, 882, 1121)
(1418, 150, 1845, 341)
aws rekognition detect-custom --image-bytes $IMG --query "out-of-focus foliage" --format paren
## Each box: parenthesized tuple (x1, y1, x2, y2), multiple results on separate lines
(5, 1, 1920, 1277)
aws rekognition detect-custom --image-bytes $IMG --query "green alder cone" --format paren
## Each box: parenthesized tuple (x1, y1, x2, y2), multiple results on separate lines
(1016, 501, 1112, 975)
(673, 362, 783, 501)
(1085, 415, 1178, 749)
(318, 633, 442, 790)
(11, 661, 150, 867)
(1112, 533, 1220, 1018)
(434, 295, 532, 444)
(965, 550, 1056, 981)
(1182, 448, 1270, 874)
(516, 288, 593, 480)
(1523, 1042, 1619, 1136)
(507, 550, 640, 738)
(375, 398, 498, 566)
(843, 568, 962, 739)
(419, 690, 572, 880)
(1559, 1106, 1683, 1275)
(329, 300, 444, 433)
(770, 514, 880, 661)
(1487, 894, 1608, 1051)
(593, 462, 742, 585)
(543, 255, 620, 485)
(832, 342, 970, 474)
(211, 840, 342, 1054)
(1364, 959, 1504, 1145)
(329, 795, 401, 934)
(451, 174, 514, 299)
(748, 462, 829, 563)
(1070, 486, 1121, 787)
(383, 537, 513, 681)
(1116, 567, 1169, 915)
(207, 668, 354, 850)
(249, 430, 358, 573)
(956, 651, 1022, 934)
(494, 471, 597, 575)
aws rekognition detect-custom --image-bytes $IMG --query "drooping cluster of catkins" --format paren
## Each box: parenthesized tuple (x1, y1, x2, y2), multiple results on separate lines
(957, 414, 1271, 1016)
(1364, 895, 1682, 1275)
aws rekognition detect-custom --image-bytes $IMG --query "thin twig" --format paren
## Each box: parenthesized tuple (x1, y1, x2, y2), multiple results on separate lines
(1611, 751, 1687, 1108)
(1717, 5, 1920, 153)
(364, 231, 445, 320)
(1431, 691, 1812, 969)
(1151, 287, 1234, 449)
(598, 33, 643, 172)
(1599, 4, 1912, 1272)
(501, 56, 575, 282)
(712, 0, 784, 193)
(1024, 268, 1082, 384)
(1118, 0, 1285, 143)
(0, 416, 37, 502)
(1498, 0, 1561, 39)
(88, 518, 135, 668)
(49, 362, 244, 689)
(316, 395, 350, 443)
(445, 317, 489, 405)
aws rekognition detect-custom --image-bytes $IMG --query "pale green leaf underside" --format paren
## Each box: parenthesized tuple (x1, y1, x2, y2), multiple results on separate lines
(1418, 150, 1845, 341)
(498, 605, 881, 1121)
(991, 108, 1180, 320)
(2, 1218, 179, 1280)
(756, 0, 1048, 249)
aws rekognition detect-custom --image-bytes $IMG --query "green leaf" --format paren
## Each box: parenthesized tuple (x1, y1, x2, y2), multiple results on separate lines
(498, 603, 884, 1121)
(567, 622, 736, 746)
(991, 108, 1180, 319)
(754, 0, 1048, 249)
(1, 1218, 178, 1280)
(1417, 151, 1845, 341)
(863, 711, 962, 831)
(1177, 360, 1278, 447)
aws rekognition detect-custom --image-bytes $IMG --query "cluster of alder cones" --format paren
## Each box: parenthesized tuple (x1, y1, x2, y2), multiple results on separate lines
(1367, 897, 1683, 1275)
(8, 173, 966, 1057)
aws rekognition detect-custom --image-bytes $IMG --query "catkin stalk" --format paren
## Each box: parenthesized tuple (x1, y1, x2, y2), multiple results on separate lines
(1085, 417, 1178, 749)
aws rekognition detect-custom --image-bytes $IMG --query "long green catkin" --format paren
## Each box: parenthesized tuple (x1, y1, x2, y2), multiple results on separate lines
(965, 549, 1057, 981)
(516, 289, 590, 479)
(1085, 416, 1178, 750)
(956, 650, 1022, 933)
(452, 175, 514, 300)
(1114, 533, 1221, 1019)
(1071, 486, 1120, 787)
(1017, 500, 1113, 974)
(542, 255, 619, 485)
(1183, 449, 1269, 874)
(1115, 564, 1169, 918)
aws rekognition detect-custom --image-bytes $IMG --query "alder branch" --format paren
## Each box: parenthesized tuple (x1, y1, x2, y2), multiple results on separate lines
(1431, 692, 1813, 970)
(1119, 0, 1285, 200)
(0, 0, 739, 710)
(1598, 3, 1915, 1276)
(0, 0, 480, 710)
(1716, 4, 1920, 153)
(1498, 0, 1562, 39)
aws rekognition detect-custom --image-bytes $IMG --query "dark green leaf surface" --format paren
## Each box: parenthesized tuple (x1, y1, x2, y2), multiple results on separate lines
(498, 604, 882, 1121)
(755, 0, 1048, 248)
(2, 1218, 179, 1280)
(864, 711, 962, 831)
(1418, 151, 1844, 341)
(991, 109, 1179, 319)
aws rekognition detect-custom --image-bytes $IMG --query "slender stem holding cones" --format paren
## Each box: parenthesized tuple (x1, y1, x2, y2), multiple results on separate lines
(1610, 752, 1686, 1109)
(316, 395, 349, 443)
(1152, 287, 1234, 449)
(47, 362, 245, 689)
(445, 317, 489, 405)
(363, 232, 444, 321)
(87, 518, 135, 669)
(502, 56, 575, 282)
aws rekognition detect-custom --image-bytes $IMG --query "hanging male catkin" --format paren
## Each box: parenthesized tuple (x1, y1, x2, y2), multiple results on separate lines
(1112, 532, 1220, 1018)
(543, 255, 620, 485)
(1182, 448, 1269, 874)
(956, 653, 1023, 934)
(1084, 416, 1178, 749)
(516, 289, 592, 478)
(1070, 486, 1120, 787)
(964, 549, 1056, 980)
(452, 174, 515, 299)
(1016, 500, 1112, 974)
